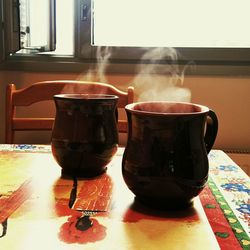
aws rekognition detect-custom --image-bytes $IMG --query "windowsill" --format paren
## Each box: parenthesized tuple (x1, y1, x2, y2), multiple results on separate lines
(1, 53, 250, 76)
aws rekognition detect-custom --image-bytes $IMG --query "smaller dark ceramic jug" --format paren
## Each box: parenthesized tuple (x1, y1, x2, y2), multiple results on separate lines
(51, 94, 119, 178)
(122, 101, 218, 209)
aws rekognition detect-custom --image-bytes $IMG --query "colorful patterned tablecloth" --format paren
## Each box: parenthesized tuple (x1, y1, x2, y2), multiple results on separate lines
(205, 150, 250, 249)
(0, 144, 249, 249)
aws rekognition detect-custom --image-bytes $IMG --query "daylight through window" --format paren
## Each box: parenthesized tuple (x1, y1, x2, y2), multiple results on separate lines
(92, 0, 250, 48)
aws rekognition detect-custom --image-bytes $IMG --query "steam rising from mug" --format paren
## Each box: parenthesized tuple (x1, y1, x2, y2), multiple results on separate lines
(133, 47, 191, 102)
(84, 47, 112, 83)
(77, 46, 191, 102)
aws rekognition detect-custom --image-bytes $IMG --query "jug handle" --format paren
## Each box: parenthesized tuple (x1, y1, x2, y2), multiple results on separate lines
(204, 110, 218, 154)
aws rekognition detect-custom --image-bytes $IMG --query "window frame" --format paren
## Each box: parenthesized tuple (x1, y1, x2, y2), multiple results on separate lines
(0, 0, 4, 63)
(1, 0, 250, 76)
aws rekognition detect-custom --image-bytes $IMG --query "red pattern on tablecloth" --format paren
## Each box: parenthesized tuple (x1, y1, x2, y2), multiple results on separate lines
(200, 185, 242, 250)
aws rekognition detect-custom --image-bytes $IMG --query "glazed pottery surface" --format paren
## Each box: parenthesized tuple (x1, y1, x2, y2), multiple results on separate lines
(122, 101, 218, 209)
(51, 94, 119, 178)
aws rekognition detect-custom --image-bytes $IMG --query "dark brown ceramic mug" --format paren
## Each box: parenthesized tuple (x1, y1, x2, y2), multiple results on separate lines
(122, 101, 218, 209)
(51, 94, 119, 178)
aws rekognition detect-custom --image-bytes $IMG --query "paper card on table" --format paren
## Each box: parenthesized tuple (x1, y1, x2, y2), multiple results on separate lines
(72, 174, 113, 212)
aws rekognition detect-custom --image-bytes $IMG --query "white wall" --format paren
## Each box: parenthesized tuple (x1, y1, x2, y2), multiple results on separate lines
(0, 70, 250, 150)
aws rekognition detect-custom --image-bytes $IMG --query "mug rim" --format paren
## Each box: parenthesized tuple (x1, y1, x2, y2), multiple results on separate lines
(54, 94, 119, 100)
(125, 101, 210, 115)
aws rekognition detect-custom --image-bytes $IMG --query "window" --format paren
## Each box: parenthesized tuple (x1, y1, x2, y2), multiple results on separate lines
(18, 0, 74, 55)
(1, 0, 250, 75)
(93, 0, 250, 48)
(19, 0, 56, 52)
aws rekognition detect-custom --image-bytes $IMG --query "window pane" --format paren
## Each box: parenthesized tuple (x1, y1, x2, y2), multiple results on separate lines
(19, 0, 29, 48)
(54, 0, 74, 54)
(93, 0, 250, 48)
(20, 0, 49, 47)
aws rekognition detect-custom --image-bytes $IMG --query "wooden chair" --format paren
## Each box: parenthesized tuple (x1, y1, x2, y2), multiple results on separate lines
(5, 80, 134, 144)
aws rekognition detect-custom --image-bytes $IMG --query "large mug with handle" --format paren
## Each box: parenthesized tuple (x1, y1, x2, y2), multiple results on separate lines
(122, 101, 218, 209)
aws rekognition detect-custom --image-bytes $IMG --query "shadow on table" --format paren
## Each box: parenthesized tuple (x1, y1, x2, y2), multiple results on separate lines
(123, 198, 199, 223)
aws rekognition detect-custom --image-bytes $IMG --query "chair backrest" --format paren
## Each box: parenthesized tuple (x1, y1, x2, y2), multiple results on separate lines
(5, 80, 134, 144)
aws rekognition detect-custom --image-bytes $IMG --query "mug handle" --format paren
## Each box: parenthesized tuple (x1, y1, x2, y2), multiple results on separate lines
(204, 110, 218, 154)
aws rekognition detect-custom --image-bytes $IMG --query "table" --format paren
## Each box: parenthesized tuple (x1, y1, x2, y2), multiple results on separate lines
(0, 145, 249, 250)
